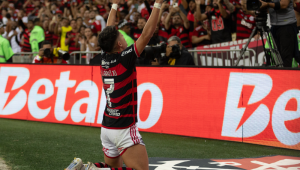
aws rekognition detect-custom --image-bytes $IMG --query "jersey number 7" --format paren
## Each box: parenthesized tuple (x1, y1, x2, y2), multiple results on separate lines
(104, 78, 114, 107)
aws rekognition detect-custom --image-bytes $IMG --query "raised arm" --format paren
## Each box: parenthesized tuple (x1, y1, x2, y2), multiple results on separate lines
(218, 0, 230, 19)
(195, 0, 208, 21)
(136, 0, 164, 54)
(106, 0, 120, 26)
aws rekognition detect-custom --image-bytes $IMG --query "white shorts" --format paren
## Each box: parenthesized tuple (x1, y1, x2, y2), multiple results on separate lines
(101, 124, 145, 158)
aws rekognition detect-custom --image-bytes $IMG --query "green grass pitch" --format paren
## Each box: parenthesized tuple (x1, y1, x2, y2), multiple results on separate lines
(0, 118, 299, 170)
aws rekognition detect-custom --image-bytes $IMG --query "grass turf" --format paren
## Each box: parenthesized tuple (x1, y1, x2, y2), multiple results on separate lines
(0, 118, 299, 170)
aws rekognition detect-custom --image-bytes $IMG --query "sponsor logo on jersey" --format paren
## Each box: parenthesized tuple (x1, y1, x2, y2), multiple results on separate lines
(121, 48, 132, 56)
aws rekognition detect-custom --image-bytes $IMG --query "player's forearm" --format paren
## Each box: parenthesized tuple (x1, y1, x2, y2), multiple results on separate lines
(141, 7, 161, 40)
(223, 0, 235, 13)
(107, 4, 118, 26)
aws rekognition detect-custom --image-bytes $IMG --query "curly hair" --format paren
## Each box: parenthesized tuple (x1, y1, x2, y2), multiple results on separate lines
(98, 26, 119, 53)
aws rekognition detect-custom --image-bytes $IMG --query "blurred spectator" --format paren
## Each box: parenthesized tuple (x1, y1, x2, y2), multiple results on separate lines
(165, 5, 192, 48)
(223, 0, 256, 40)
(0, 0, 9, 10)
(118, 19, 134, 46)
(43, 19, 53, 45)
(30, 18, 45, 53)
(79, 27, 97, 64)
(58, 17, 72, 52)
(8, 3, 18, 20)
(191, 23, 211, 46)
(1, 9, 9, 25)
(76, 17, 84, 29)
(148, 25, 168, 45)
(79, 25, 87, 38)
(4, 13, 13, 36)
(182, 0, 197, 31)
(195, 0, 232, 43)
(21, 19, 34, 52)
(83, 10, 90, 27)
(95, 10, 106, 31)
(157, 36, 195, 65)
(131, 17, 146, 41)
(0, 21, 14, 63)
(127, 10, 140, 28)
(89, 10, 102, 35)
(66, 19, 80, 54)
(7, 21, 22, 53)
(17, 9, 28, 24)
(32, 40, 68, 64)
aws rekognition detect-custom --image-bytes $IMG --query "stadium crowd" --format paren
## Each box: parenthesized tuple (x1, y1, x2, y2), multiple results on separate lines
(1, 0, 300, 64)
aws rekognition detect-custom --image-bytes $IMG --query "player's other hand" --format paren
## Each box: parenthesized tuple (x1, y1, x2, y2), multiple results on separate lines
(195, 0, 201, 5)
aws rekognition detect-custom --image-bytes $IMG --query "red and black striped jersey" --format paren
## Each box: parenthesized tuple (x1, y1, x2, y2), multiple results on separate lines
(100, 43, 140, 129)
(192, 25, 211, 46)
(166, 25, 192, 49)
(52, 34, 60, 47)
(45, 30, 53, 44)
(67, 31, 80, 53)
(22, 29, 31, 52)
(24, 3, 35, 15)
(236, 9, 255, 40)
(206, 9, 232, 44)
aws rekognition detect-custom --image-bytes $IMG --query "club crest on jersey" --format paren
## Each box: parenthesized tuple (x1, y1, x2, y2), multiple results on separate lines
(121, 48, 132, 56)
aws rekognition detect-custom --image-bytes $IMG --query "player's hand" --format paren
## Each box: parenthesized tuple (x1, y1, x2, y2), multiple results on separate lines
(195, 0, 201, 5)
